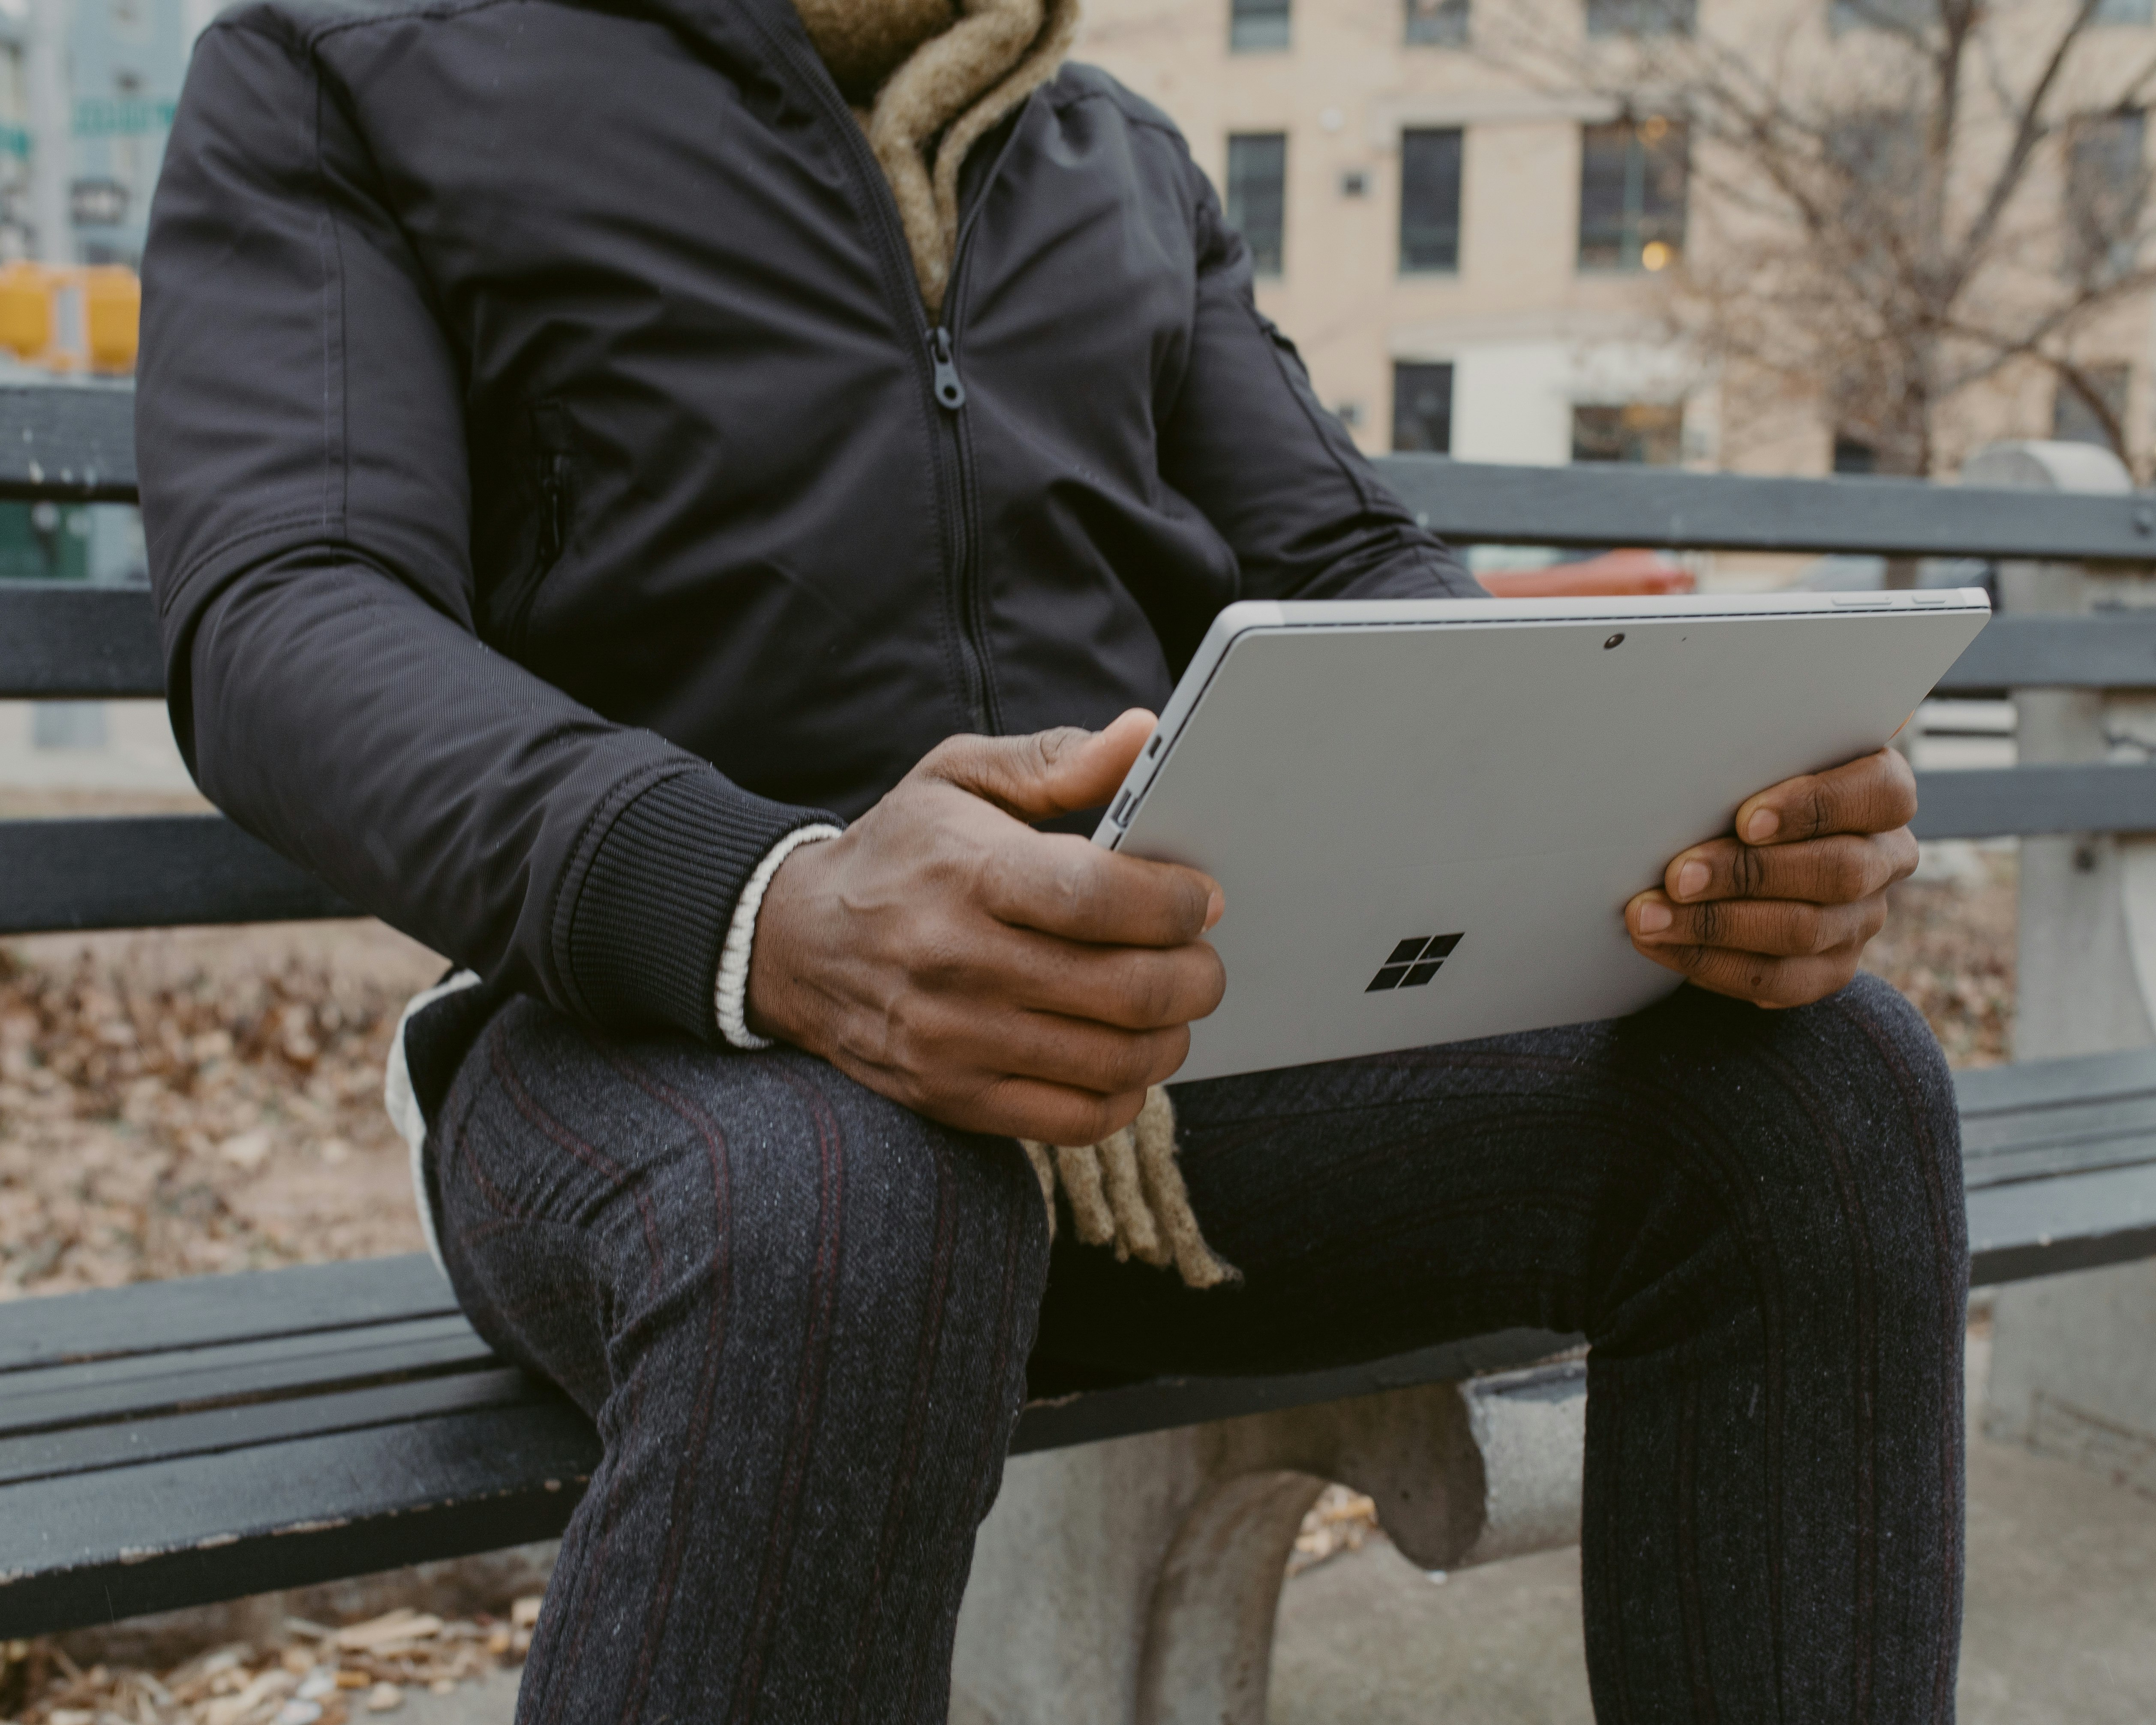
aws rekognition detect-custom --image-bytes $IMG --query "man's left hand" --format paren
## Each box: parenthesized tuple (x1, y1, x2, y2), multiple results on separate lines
(1624, 747, 1919, 1010)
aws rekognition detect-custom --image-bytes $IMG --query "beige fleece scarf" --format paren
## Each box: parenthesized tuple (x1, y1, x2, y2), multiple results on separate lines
(790, 0, 1231, 1289)
(793, 0, 1081, 317)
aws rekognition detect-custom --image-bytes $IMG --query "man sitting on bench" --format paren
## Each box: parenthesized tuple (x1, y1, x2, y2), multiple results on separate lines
(135, 0, 1966, 1718)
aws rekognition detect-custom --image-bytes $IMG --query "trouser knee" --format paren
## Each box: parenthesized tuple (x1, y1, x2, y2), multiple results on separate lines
(1593, 974, 1965, 1355)
(435, 1011, 1052, 1462)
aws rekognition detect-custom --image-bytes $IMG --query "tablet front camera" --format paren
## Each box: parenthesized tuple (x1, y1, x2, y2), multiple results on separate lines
(1603, 633, 1625, 649)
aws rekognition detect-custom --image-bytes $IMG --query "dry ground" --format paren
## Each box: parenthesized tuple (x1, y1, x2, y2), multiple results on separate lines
(1861, 853, 2017, 1068)
(0, 921, 440, 1298)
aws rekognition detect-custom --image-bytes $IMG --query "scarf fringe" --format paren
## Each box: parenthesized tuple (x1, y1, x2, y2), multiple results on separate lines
(1023, 1086, 1239, 1291)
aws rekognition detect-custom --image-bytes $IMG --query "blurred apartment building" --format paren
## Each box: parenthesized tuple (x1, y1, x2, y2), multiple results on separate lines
(0, 0, 197, 268)
(1075, 0, 2156, 480)
(0, 6, 30, 259)
(0, 0, 191, 778)
(59, 0, 197, 268)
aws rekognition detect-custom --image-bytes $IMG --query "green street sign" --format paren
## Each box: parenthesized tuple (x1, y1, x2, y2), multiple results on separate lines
(73, 97, 177, 137)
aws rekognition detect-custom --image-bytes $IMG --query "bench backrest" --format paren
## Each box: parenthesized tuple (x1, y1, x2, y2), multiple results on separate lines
(3, 381, 2152, 937)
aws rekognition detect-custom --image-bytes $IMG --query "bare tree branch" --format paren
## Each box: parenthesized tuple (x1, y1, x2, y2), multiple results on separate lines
(1949, 0, 2105, 293)
(1478, 0, 2156, 478)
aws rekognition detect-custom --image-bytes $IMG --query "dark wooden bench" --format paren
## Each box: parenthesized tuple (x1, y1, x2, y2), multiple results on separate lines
(7, 1052, 2153, 1638)
(5, 383, 2156, 1716)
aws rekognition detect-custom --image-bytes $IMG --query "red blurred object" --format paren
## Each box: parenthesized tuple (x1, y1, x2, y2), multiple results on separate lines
(1477, 547, 1694, 597)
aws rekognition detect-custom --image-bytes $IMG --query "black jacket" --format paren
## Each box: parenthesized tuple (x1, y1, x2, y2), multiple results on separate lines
(138, 0, 1479, 1044)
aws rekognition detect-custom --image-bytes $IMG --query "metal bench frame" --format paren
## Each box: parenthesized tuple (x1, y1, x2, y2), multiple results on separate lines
(4, 384, 2155, 1723)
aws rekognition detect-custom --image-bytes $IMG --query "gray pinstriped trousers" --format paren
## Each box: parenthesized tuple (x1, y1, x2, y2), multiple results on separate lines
(433, 972, 1966, 1724)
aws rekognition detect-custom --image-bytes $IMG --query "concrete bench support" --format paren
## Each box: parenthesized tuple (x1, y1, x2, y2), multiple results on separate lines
(1965, 442, 2156, 1496)
(949, 1360, 1585, 1724)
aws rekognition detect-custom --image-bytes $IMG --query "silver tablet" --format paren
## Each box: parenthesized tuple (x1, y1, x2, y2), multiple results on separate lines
(1094, 592, 1991, 1084)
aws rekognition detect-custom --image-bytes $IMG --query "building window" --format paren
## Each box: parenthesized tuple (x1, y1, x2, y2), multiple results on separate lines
(1572, 403, 1684, 466)
(1230, 0, 1291, 51)
(1832, 435, 1878, 475)
(1399, 129, 1464, 273)
(1392, 363, 1455, 453)
(1227, 133, 1288, 276)
(1585, 0, 1694, 36)
(2066, 111, 2147, 281)
(2053, 364, 2132, 448)
(1829, 0, 1931, 31)
(2098, 0, 2155, 22)
(1578, 117, 1687, 272)
(1406, 0, 1469, 45)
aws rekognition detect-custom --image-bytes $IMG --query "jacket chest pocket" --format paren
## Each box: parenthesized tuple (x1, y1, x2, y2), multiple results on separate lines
(479, 400, 577, 654)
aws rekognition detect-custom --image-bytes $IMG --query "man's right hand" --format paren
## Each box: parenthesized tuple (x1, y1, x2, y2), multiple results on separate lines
(746, 710, 1226, 1145)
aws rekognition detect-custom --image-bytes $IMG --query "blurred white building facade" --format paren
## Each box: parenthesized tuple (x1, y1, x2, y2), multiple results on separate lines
(0, 0, 196, 267)
(1075, 0, 2156, 479)
(1078, 0, 1720, 473)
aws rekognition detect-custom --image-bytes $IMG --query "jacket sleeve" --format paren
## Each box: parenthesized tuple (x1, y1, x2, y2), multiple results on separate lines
(1156, 148, 1483, 605)
(137, 16, 837, 1043)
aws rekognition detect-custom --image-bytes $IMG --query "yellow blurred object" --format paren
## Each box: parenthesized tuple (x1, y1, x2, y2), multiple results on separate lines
(0, 262, 142, 373)
(0, 263, 54, 360)
(84, 267, 141, 373)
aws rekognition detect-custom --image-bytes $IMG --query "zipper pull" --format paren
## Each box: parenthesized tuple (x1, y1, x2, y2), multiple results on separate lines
(538, 456, 568, 565)
(929, 326, 966, 411)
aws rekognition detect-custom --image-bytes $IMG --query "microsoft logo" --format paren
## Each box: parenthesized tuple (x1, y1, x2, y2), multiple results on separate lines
(1366, 933, 1464, 992)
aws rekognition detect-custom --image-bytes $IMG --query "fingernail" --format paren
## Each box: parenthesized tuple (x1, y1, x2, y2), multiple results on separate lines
(1675, 859, 1710, 900)
(1204, 889, 1224, 932)
(1745, 807, 1781, 844)
(1634, 899, 1672, 935)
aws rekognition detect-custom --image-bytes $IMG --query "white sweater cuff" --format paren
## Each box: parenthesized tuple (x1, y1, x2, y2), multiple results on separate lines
(715, 823, 842, 1049)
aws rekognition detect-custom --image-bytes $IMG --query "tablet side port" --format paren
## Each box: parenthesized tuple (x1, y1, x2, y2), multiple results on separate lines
(1111, 788, 1135, 827)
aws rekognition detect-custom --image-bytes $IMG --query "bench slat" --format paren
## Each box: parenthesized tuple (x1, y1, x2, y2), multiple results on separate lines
(1909, 763, 2156, 839)
(3, 1318, 495, 1442)
(1963, 1133, 2156, 1191)
(1011, 1328, 1579, 1456)
(0, 1367, 549, 1491)
(3, 376, 2154, 562)
(0, 1255, 460, 1376)
(1967, 1162, 2156, 1285)
(0, 1399, 598, 1639)
(1933, 612, 2156, 692)
(1953, 1047, 2156, 1116)
(4, 379, 2156, 561)
(0, 815, 355, 934)
(0, 384, 138, 503)
(1373, 455, 2156, 562)
(0, 583, 164, 697)
(1950, 1052, 2156, 1201)
(5, 588, 2155, 703)
(1961, 1090, 2156, 1168)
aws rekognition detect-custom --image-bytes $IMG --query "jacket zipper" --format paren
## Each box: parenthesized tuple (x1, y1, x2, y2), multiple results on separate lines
(745, 6, 1020, 734)
(928, 143, 1026, 735)
(925, 322, 993, 732)
(502, 418, 573, 655)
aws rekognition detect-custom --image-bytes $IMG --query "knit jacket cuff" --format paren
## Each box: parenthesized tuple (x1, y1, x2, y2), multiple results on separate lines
(561, 767, 844, 1042)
